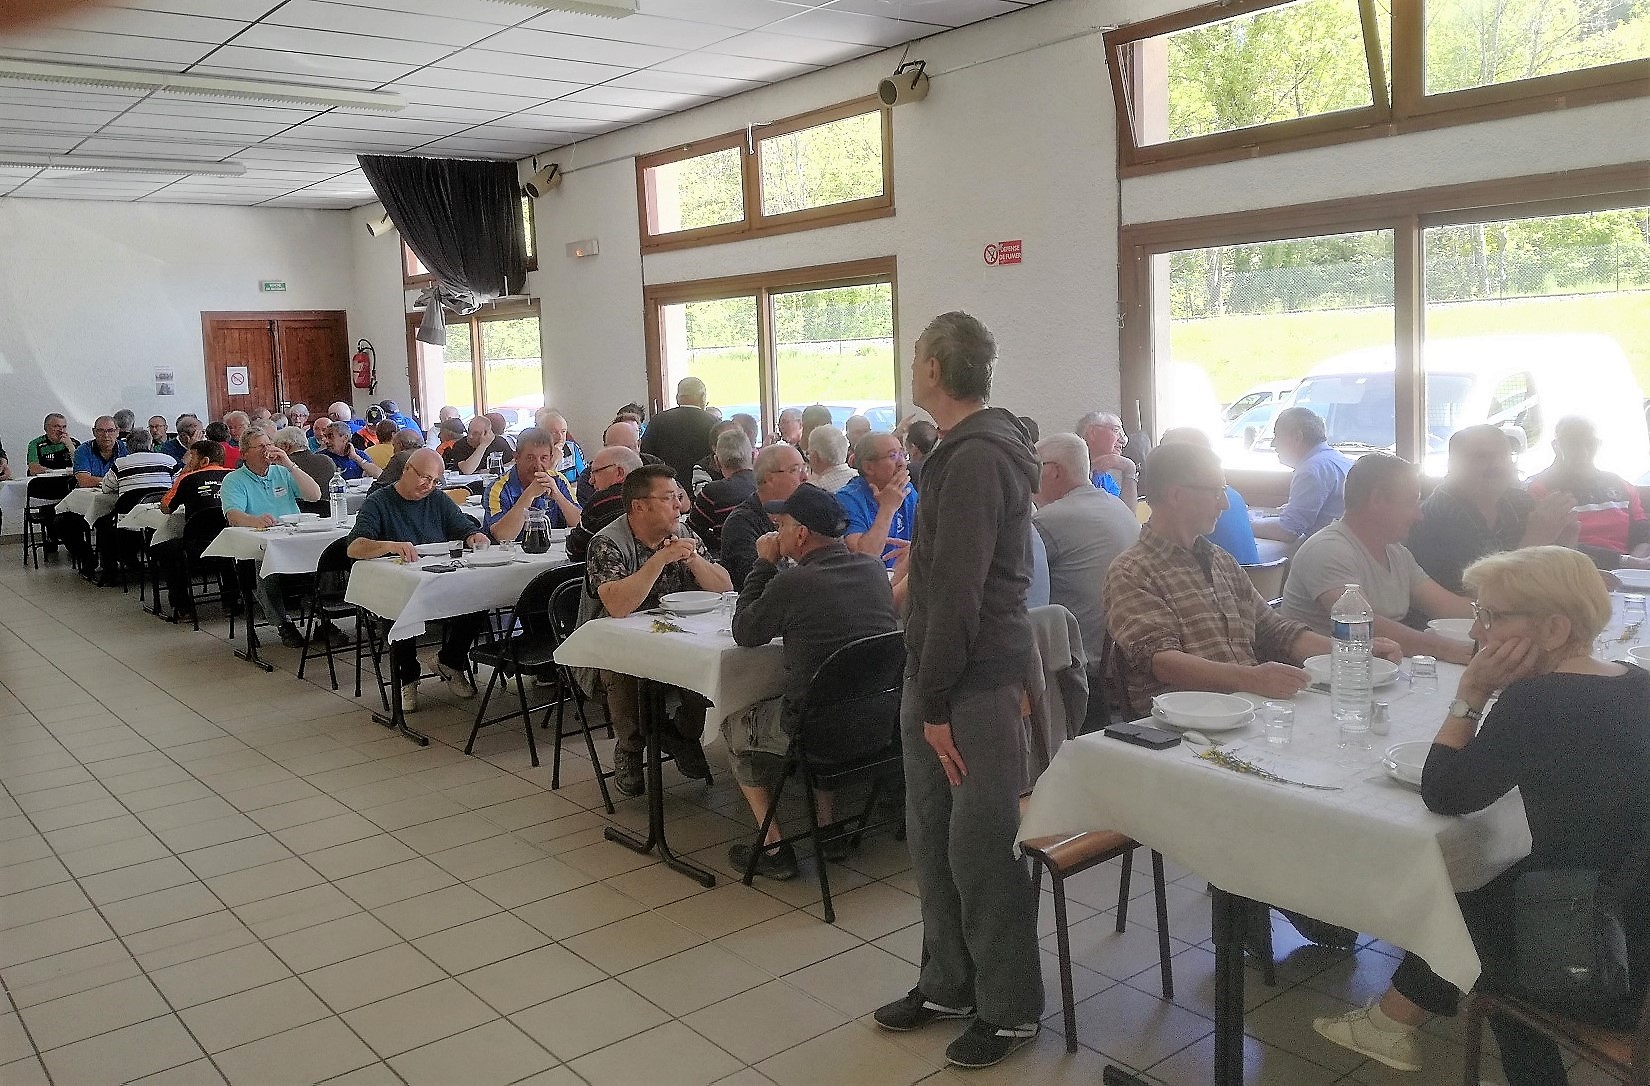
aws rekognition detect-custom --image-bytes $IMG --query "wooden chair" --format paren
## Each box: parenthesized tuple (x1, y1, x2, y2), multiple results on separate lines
(1241, 556, 1289, 602)
(444, 487, 471, 506)
(1020, 795, 1175, 1053)
(1462, 985, 1650, 1085)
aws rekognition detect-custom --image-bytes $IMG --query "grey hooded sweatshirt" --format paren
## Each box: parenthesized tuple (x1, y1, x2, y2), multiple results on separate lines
(904, 406, 1039, 723)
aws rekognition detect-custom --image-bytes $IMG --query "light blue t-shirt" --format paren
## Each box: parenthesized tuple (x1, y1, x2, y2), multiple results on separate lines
(220, 464, 301, 520)
(1208, 485, 1261, 564)
(836, 474, 918, 567)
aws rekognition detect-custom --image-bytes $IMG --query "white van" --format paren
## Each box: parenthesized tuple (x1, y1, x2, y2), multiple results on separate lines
(1251, 334, 1650, 481)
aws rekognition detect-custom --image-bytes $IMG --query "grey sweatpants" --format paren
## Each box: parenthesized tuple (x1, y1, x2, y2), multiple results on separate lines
(901, 676, 1044, 1027)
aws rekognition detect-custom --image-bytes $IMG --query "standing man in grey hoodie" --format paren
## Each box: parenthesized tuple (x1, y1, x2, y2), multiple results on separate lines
(872, 311, 1043, 1068)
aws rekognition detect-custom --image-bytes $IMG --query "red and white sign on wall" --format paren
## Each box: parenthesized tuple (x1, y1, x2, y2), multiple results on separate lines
(983, 239, 1022, 266)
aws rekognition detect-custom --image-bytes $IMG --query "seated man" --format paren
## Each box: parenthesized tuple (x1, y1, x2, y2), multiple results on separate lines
(1158, 427, 1260, 564)
(222, 410, 249, 450)
(277, 425, 339, 500)
(28, 412, 79, 475)
(347, 449, 492, 711)
(1033, 433, 1140, 710)
(433, 417, 464, 459)
(90, 430, 176, 584)
(206, 422, 239, 467)
(1106, 442, 1402, 717)
(366, 421, 399, 467)
(727, 484, 900, 878)
(837, 432, 917, 567)
(721, 443, 807, 588)
(807, 426, 856, 494)
(156, 414, 199, 464)
(51, 416, 125, 567)
(1282, 453, 1476, 664)
(483, 426, 580, 541)
(1077, 410, 1138, 507)
(155, 440, 233, 619)
(689, 428, 756, 553)
(798, 404, 834, 451)
(773, 407, 802, 448)
(146, 415, 170, 450)
(567, 446, 642, 561)
(1408, 424, 1577, 593)
(220, 429, 322, 647)
(583, 464, 733, 796)
(377, 399, 422, 440)
(112, 408, 137, 442)
(286, 403, 311, 434)
(319, 418, 381, 480)
(1526, 414, 1650, 571)
(1252, 406, 1352, 547)
(903, 419, 939, 485)
(534, 408, 585, 480)
(691, 418, 741, 494)
(369, 428, 433, 493)
(445, 415, 514, 474)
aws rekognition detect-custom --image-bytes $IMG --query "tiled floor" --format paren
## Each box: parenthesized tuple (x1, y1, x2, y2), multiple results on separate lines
(0, 559, 1616, 1085)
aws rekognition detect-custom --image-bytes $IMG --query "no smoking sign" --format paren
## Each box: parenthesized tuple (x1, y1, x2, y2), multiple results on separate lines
(983, 239, 1022, 266)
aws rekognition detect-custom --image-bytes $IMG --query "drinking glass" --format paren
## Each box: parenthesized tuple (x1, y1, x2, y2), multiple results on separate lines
(1260, 701, 1294, 746)
(1409, 655, 1438, 695)
(1625, 594, 1647, 626)
(718, 591, 739, 636)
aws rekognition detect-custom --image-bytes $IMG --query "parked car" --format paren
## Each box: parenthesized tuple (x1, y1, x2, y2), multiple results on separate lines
(1222, 379, 1297, 422)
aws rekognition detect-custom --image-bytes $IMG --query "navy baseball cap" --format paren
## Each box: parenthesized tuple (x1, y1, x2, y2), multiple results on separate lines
(764, 483, 848, 537)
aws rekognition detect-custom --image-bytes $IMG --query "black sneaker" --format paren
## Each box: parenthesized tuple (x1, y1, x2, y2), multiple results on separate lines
(661, 732, 712, 781)
(278, 623, 305, 649)
(613, 748, 645, 798)
(818, 831, 852, 863)
(872, 989, 975, 1032)
(945, 1019, 1039, 1068)
(728, 841, 798, 881)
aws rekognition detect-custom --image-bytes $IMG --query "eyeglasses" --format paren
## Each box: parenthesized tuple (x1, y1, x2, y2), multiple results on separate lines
(863, 449, 905, 463)
(1179, 483, 1226, 495)
(94, 428, 118, 436)
(406, 467, 442, 484)
(591, 462, 623, 476)
(1470, 602, 1534, 629)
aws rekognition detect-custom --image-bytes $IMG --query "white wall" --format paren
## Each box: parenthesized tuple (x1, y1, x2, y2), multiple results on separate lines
(0, 200, 358, 457)
(350, 216, 416, 416)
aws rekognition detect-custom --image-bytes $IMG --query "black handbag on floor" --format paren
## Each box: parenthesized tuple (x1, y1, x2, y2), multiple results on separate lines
(1512, 833, 1650, 1006)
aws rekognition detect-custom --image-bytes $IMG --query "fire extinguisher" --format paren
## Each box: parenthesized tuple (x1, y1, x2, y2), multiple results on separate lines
(351, 339, 376, 394)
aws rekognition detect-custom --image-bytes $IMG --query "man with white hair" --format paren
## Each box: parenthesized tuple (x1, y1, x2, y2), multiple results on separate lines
(641, 375, 716, 484)
(567, 445, 644, 561)
(1076, 410, 1137, 508)
(286, 403, 310, 431)
(535, 407, 586, 479)
(1033, 433, 1140, 709)
(844, 413, 872, 450)
(838, 432, 916, 567)
(689, 428, 756, 552)
(721, 443, 808, 588)
(807, 426, 856, 494)
(274, 425, 336, 496)
(222, 410, 250, 450)
(221, 429, 323, 646)
(328, 401, 352, 424)
(774, 407, 803, 448)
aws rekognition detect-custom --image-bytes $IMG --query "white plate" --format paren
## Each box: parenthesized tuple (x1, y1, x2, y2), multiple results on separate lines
(466, 551, 516, 567)
(1381, 740, 1430, 787)
(1614, 569, 1650, 590)
(278, 513, 319, 525)
(293, 522, 337, 534)
(1302, 654, 1400, 687)
(1427, 618, 1475, 643)
(659, 590, 721, 615)
(1627, 646, 1650, 668)
(1150, 691, 1256, 729)
(415, 542, 455, 556)
(1151, 704, 1253, 733)
(465, 495, 483, 505)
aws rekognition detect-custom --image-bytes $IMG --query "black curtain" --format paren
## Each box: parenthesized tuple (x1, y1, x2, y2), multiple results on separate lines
(358, 155, 527, 336)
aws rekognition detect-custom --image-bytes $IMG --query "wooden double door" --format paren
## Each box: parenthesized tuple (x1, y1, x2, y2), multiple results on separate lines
(202, 311, 350, 421)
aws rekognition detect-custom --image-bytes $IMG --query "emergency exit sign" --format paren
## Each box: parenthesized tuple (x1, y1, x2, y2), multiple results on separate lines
(259, 280, 287, 292)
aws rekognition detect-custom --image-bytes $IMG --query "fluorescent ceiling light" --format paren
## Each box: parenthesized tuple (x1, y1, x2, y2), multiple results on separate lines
(496, 0, 638, 17)
(0, 59, 405, 111)
(0, 151, 246, 176)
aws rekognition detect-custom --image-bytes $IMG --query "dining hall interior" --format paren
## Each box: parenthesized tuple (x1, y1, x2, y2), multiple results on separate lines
(0, 0, 1648, 1084)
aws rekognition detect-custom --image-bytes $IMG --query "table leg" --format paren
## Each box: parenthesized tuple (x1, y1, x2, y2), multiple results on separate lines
(1209, 887, 1247, 1086)
(370, 634, 430, 747)
(233, 561, 273, 673)
(602, 679, 716, 888)
(142, 532, 164, 617)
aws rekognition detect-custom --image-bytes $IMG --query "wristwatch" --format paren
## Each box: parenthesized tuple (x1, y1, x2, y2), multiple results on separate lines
(1446, 698, 1482, 722)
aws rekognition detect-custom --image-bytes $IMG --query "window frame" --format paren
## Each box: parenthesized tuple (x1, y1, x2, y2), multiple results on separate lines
(400, 197, 538, 287)
(403, 299, 543, 425)
(636, 97, 895, 254)
(1107, 0, 1650, 175)
(642, 257, 900, 435)
(1117, 162, 1650, 489)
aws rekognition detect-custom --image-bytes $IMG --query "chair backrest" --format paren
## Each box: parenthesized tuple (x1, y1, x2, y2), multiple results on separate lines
(514, 562, 584, 639)
(444, 487, 471, 506)
(794, 630, 906, 766)
(26, 475, 75, 503)
(111, 486, 167, 517)
(182, 506, 229, 552)
(549, 574, 586, 642)
(315, 536, 356, 602)
(1242, 557, 1289, 602)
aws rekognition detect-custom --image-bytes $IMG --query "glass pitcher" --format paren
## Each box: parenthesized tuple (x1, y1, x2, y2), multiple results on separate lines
(521, 507, 551, 555)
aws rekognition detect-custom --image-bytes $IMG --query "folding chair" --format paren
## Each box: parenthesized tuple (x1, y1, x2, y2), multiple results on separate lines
(22, 474, 74, 568)
(297, 537, 385, 701)
(465, 563, 584, 768)
(1463, 984, 1650, 1085)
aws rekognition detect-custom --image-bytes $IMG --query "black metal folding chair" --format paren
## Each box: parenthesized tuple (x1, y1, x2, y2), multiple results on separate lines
(297, 537, 385, 701)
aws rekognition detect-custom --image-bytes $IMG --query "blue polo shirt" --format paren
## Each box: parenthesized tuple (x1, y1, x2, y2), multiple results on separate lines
(1280, 441, 1353, 539)
(73, 440, 126, 478)
(483, 466, 575, 536)
(321, 447, 366, 480)
(1090, 470, 1123, 499)
(836, 474, 917, 567)
(220, 464, 301, 519)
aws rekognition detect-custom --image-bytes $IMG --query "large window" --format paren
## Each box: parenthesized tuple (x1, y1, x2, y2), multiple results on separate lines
(636, 99, 894, 252)
(1122, 167, 1650, 486)
(1108, 0, 1648, 171)
(646, 260, 898, 437)
(406, 304, 543, 433)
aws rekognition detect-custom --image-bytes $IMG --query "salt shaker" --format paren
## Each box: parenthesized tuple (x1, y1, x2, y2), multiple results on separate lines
(1370, 700, 1391, 737)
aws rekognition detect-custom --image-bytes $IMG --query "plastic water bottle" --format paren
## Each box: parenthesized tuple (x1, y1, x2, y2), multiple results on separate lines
(329, 473, 348, 524)
(1331, 583, 1374, 753)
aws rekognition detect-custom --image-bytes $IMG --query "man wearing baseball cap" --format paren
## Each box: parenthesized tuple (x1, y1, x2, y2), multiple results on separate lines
(725, 484, 899, 879)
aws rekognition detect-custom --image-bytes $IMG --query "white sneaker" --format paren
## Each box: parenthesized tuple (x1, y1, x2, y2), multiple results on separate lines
(399, 683, 420, 713)
(1313, 1004, 1421, 1072)
(436, 663, 476, 698)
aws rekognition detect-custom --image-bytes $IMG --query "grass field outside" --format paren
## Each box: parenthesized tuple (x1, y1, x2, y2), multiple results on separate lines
(1171, 291, 1650, 404)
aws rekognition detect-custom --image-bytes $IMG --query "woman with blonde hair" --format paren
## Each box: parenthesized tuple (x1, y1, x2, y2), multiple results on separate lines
(1314, 546, 1649, 1083)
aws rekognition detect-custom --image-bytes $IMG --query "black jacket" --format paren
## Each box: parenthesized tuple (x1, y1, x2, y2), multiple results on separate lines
(904, 407, 1038, 723)
(640, 406, 716, 485)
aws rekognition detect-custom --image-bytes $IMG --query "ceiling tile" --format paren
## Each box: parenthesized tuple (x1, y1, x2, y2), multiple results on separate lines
(0, 29, 213, 65)
(826, 0, 1026, 25)
(231, 23, 454, 66)
(71, 136, 248, 157)
(635, 0, 820, 30)
(606, 69, 760, 97)
(432, 50, 631, 85)
(190, 49, 414, 86)
(296, 115, 471, 138)
(308, 0, 544, 26)
(463, 123, 584, 142)
(53, 7, 249, 43)
(0, 104, 125, 127)
(124, 99, 323, 124)
(522, 11, 735, 49)
(267, 1, 504, 47)
(108, 0, 283, 17)
(702, 30, 875, 65)
(518, 99, 652, 122)
(394, 85, 547, 112)
(560, 85, 710, 111)
(397, 66, 585, 100)
(768, 7, 946, 47)
(105, 116, 294, 137)
(484, 27, 684, 68)
(648, 51, 817, 81)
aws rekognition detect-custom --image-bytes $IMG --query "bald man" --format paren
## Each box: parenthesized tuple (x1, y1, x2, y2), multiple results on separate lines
(348, 449, 491, 712)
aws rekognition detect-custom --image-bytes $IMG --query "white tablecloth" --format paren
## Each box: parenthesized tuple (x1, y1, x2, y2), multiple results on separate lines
(346, 545, 571, 643)
(1, 479, 33, 520)
(554, 609, 788, 723)
(57, 486, 115, 521)
(201, 522, 354, 577)
(1019, 662, 1532, 991)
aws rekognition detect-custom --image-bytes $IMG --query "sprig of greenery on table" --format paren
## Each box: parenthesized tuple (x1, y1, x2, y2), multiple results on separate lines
(1195, 747, 1342, 791)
